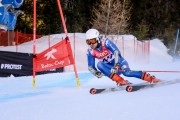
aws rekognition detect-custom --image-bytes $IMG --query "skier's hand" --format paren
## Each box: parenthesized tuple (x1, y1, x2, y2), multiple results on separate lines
(110, 64, 120, 74)
(94, 71, 103, 78)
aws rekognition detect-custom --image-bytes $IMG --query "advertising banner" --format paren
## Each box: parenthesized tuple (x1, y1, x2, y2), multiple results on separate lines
(0, 51, 33, 77)
(34, 38, 74, 72)
(0, 51, 63, 77)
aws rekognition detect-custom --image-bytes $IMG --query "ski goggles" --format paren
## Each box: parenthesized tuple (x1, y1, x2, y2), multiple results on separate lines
(86, 38, 97, 45)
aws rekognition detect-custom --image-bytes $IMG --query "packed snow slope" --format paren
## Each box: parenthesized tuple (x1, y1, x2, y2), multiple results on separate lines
(0, 33, 180, 120)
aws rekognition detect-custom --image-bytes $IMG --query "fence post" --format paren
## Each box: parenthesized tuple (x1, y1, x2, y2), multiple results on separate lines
(74, 33, 75, 62)
(16, 30, 18, 52)
(48, 34, 50, 48)
(122, 36, 124, 57)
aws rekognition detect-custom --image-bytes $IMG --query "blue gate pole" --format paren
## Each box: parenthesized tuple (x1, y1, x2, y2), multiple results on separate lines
(173, 29, 179, 61)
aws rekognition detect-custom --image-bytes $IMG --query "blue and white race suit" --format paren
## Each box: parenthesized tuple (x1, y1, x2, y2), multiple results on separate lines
(87, 38, 143, 78)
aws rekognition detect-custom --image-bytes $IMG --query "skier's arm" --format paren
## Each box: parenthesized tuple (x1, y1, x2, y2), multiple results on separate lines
(105, 39, 121, 73)
(110, 50, 120, 73)
(88, 67, 103, 78)
(87, 50, 103, 78)
(104, 39, 122, 57)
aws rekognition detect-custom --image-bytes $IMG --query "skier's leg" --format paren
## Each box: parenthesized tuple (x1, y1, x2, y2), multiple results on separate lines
(122, 67, 143, 78)
(110, 73, 129, 85)
(97, 61, 129, 85)
(118, 59, 143, 78)
(117, 58, 159, 82)
(141, 72, 160, 83)
(97, 61, 113, 77)
(120, 63, 160, 83)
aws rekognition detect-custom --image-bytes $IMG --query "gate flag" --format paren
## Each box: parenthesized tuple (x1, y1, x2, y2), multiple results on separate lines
(34, 37, 74, 72)
(32, 0, 80, 88)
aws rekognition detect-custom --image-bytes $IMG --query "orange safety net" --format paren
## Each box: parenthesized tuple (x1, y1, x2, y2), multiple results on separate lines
(0, 31, 43, 46)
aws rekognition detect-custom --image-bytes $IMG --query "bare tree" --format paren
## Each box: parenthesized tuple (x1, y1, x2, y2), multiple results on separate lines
(91, 0, 132, 35)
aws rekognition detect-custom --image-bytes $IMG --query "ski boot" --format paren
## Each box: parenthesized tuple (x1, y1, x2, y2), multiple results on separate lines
(141, 72, 160, 83)
(110, 73, 130, 86)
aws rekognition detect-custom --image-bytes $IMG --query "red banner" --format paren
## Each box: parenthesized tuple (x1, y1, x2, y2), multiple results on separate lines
(34, 37, 74, 72)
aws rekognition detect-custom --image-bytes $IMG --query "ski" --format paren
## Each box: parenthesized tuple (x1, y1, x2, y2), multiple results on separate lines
(90, 85, 127, 94)
(90, 79, 180, 94)
(126, 83, 156, 92)
(126, 79, 180, 92)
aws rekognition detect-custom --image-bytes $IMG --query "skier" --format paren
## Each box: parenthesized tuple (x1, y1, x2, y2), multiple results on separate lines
(85, 28, 160, 86)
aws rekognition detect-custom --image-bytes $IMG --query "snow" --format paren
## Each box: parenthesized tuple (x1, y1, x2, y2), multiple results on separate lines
(0, 33, 180, 120)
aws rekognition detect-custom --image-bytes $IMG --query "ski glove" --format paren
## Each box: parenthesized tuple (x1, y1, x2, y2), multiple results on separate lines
(110, 64, 120, 74)
(94, 71, 103, 78)
(88, 67, 103, 78)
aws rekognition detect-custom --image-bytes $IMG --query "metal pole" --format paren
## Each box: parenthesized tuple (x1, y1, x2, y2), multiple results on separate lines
(173, 29, 179, 61)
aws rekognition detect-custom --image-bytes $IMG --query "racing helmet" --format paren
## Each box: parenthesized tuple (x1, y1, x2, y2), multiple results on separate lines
(85, 29, 101, 45)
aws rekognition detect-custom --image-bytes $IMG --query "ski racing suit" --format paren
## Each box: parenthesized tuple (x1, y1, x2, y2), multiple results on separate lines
(87, 38, 143, 79)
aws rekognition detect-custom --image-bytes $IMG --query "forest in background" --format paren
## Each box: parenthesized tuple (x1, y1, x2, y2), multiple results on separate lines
(15, 0, 179, 49)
